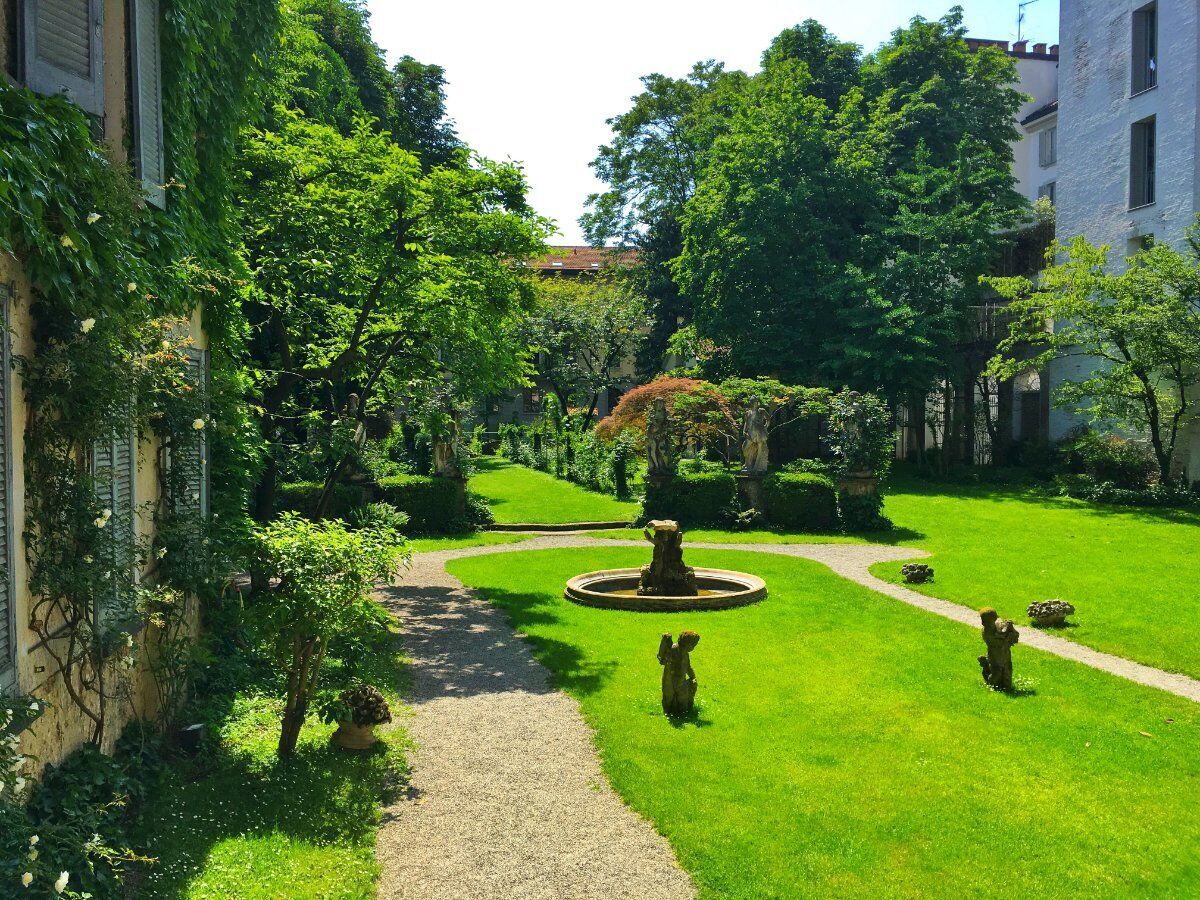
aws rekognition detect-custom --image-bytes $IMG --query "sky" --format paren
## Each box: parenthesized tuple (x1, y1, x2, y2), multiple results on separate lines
(364, 1, 1060, 244)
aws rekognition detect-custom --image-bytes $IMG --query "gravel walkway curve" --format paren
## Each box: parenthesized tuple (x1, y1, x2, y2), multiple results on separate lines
(374, 532, 1200, 898)
(373, 542, 696, 900)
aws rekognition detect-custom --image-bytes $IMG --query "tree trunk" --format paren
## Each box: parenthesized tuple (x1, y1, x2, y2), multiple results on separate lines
(995, 379, 1014, 466)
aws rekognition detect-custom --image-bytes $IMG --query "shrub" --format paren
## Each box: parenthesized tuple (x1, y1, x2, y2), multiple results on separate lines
(642, 467, 736, 526)
(249, 514, 408, 757)
(763, 472, 837, 530)
(376, 475, 465, 533)
(275, 481, 368, 520)
(347, 501, 411, 533)
(1055, 474, 1198, 507)
(838, 491, 892, 532)
(1060, 431, 1157, 489)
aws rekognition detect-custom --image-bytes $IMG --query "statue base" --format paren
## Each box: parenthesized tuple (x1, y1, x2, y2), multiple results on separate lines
(736, 472, 766, 512)
(837, 470, 878, 497)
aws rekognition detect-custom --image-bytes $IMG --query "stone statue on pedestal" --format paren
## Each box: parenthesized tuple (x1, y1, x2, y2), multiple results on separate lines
(645, 397, 673, 477)
(978, 607, 1019, 691)
(741, 402, 770, 474)
(432, 415, 462, 479)
(658, 631, 700, 716)
(638, 520, 697, 597)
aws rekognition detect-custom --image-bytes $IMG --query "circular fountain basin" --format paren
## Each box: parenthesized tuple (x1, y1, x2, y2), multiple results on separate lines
(564, 568, 766, 612)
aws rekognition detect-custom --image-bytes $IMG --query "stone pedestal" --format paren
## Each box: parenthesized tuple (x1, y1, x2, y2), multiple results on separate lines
(837, 470, 878, 498)
(737, 473, 766, 511)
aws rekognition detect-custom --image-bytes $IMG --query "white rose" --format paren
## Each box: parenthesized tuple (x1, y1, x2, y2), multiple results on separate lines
(94, 517, 107, 528)
(28, 835, 37, 846)
(21, 872, 31, 887)
(126, 282, 138, 293)
(60, 235, 75, 249)
(80, 318, 96, 333)
(54, 871, 68, 893)
(192, 418, 206, 431)
(86, 213, 101, 225)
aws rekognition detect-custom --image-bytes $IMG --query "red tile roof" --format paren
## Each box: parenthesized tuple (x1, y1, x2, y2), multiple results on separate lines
(526, 245, 638, 273)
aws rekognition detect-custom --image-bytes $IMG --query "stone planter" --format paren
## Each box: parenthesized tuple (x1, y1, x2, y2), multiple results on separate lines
(1026, 599, 1075, 627)
(332, 720, 377, 751)
(736, 473, 766, 512)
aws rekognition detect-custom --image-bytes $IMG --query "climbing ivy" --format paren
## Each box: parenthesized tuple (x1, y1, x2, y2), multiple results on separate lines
(0, 0, 278, 745)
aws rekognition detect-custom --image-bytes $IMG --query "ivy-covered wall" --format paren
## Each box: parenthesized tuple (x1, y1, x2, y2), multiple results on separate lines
(0, 0, 277, 768)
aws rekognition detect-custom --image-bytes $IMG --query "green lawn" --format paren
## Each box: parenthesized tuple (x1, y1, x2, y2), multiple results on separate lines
(470, 457, 639, 524)
(584, 475, 1200, 680)
(872, 477, 1200, 679)
(133, 619, 409, 898)
(450, 547, 1200, 899)
(409, 531, 533, 552)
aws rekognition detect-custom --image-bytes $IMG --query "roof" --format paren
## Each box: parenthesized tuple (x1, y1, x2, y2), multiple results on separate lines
(525, 245, 638, 274)
(1021, 100, 1058, 127)
(965, 38, 1059, 61)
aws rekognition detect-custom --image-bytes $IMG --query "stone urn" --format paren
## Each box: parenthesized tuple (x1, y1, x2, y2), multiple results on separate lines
(330, 684, 391, 751)
(1027, 599, 1076, 627)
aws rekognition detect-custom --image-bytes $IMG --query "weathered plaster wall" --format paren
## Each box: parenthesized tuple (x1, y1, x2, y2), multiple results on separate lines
(1013, 55, 1060, 203)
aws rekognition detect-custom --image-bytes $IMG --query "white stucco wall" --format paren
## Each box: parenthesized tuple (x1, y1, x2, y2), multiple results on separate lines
(1051, 0, 1200, 467)
(1013, 55, 1060, 203)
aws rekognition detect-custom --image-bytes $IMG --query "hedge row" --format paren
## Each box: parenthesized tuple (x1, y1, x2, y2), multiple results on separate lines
(276, 476, 484, 533)
(641, 469, 840, 531)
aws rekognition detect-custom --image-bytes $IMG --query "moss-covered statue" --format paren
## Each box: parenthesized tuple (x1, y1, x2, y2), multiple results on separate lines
(637, 520, 697, 597)
(741, 401, 770, 474)
(978, 607, 1019, 691)
(658, 631, 700, 716)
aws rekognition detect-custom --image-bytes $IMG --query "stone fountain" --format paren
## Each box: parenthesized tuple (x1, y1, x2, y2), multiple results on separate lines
(564, 520, 766, 612)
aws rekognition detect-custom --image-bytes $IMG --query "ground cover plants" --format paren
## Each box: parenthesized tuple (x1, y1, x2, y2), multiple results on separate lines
(450, 546, 1200, 898)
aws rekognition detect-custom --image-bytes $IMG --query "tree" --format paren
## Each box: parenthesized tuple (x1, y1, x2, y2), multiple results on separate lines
(517, 274, 650, 425)
(389, 56, 462, 169)
(581, 63, 747, 374)
(987, 234, 1200, 482)
(239, 113, 550, 519)
(250, 514, 408, 757)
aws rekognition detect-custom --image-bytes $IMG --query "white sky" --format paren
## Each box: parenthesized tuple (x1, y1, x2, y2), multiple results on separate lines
(364, 1, 1060, 244)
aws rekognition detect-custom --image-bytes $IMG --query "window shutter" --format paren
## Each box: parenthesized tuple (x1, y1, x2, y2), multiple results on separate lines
(0, 285, 14, 687)
(23, 0, 104, 116)
(129, 0, 165, 208)
(176, 348, 209, 519)
(92, 422, 136, 624)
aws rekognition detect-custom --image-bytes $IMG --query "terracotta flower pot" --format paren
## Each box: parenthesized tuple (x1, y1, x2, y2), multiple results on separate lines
(332, 720, 377, 750)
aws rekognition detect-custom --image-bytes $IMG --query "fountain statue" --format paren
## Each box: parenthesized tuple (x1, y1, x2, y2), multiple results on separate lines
(658, 631, 700, 716)
(638, 520, 698, 597)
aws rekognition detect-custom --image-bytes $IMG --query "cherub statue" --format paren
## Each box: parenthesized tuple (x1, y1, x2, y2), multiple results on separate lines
(741, 402, 770, 474)
(978, 607, 1019, 691)
(645, 397, 673, 476)
(658, 631, 700, 716)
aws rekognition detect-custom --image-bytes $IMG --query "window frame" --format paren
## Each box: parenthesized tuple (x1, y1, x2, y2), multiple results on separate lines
(1129, 116, 1157, 209)
(1037, 125, 1057, 168)
(1131, 2, 1158, 96)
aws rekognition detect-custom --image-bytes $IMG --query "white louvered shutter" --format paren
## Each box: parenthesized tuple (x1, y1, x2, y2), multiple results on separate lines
(23, 0, 104, 116)
(0, 286, 14, 688)
(179, 348, 209, 518)
(129, 0, 165, 208)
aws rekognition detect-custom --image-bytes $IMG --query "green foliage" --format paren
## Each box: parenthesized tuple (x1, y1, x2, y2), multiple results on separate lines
(275, 481, 369, 519)
(826, 390, 895, 478)
(641, 467, 736, 526)
(249, 513, 407, 756)
(1059, 431, 1158, 490)
(376, 475, 484, 533)
(987, 231, 1200, 482)
(763, 472, 838, 530)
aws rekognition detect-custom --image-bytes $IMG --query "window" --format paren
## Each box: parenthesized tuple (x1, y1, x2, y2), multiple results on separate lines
(3, 0, 18, 81)
(92, 421, 137, 627)
(1130, 116, 1156, 208)
(176, 348, 210, 519)
(1038, 126, 1057, 167)
(0, 284, 14, 688)
(1132, 2, 1158, 94)
(1037, 181, 1056, 204)
(129, 0, 165, 207)
(23, 0, 104, 116)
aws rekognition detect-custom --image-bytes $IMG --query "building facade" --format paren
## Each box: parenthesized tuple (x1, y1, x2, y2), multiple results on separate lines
(1053, 0, 1200, 478)
(1, 0, 209, 768)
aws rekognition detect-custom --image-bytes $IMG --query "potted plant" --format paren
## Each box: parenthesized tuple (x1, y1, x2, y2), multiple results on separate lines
(327, 684, 392, 750)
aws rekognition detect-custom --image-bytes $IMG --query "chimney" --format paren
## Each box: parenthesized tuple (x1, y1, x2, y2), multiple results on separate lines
(1012, 40, 1029, 55)
(1049, 44, 1060, 56)
(1033, 43, 1047, 55)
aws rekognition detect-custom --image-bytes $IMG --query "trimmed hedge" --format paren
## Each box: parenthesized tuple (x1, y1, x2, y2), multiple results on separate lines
(377, 475, 468, 533)
(763, 472, 837, 530)
(642, 469, 736, 526)
(275, 481, 368, 520)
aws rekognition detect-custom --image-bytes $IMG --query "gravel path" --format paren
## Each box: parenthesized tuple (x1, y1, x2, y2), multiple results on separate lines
(373, 544, 696, 900)
(374, 532, 1200, 899)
